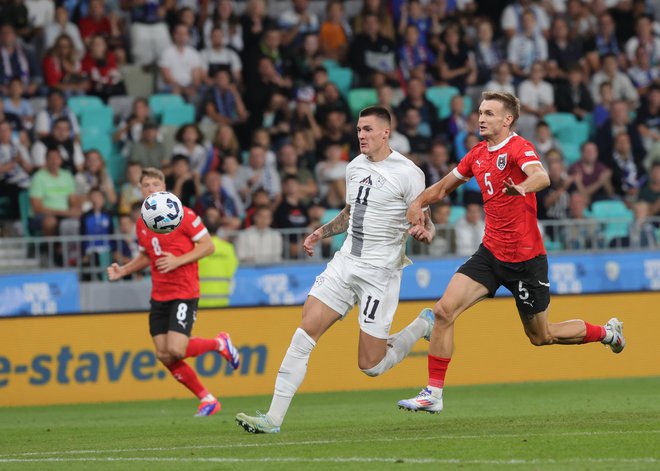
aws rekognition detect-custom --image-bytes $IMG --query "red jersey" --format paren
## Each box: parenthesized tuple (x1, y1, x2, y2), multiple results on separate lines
(453, 134, 546, 263)
(136, 207, 208, 301)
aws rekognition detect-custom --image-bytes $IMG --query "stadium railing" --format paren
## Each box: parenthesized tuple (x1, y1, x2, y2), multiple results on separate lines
(0, 217, 657, 280)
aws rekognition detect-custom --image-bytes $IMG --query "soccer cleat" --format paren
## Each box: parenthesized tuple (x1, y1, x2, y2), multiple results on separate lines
(418, 308, 435, 341)
(195, 398, 221, 417)
(235, 412, 280, 434)
(217, 332, 240, 369)
(605, 317, 625, 354)
(397, 388, 443, 414)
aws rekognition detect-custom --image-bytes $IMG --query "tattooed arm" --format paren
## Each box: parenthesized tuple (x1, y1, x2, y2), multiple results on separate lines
(408, 208, 435, 244)
(303, 204, 351, 256)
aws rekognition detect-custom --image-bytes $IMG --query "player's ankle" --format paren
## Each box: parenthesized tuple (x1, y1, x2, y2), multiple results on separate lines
(428, 386, 443, 398)
(201, 393, 216, 402)
(602, 328, 614, 344)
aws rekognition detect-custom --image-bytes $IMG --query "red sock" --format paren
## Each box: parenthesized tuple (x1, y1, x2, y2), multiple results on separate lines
(167, 360, 208, 399)
(185, 337, 218, 358)
(581, 322, 606, 344)
(428, 355, 451, 388)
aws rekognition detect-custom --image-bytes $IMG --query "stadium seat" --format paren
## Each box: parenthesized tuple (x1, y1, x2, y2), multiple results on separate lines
(161, 103, 196, 126)
(80, 106, 114, 133)
(67, 95, 104, 118)
(543, 112, 577, 135)
(18, 190, 32, 236)
(347, 88, 378, 118)
(462, 95, 473, 115)
(108, 96, 135, 121)
(148, 94, 185, 118)
(555, 121, 590, 147)
(120, 64, 154, 98)
(589, 200, 634, 244)
(81, 129, 113, 159)
(322, 58, 340, 70)
(425, 86, 459, 119)
(327, 67, 353, 97)
(448, 205, 466, 225)
(562, 143, 582, 165)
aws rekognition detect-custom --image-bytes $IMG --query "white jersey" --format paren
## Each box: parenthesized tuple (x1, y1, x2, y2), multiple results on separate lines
(340, 150, 425, 270)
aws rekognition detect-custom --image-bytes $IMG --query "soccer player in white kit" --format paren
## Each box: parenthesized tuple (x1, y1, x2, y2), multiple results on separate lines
(236, 106, 436, 434)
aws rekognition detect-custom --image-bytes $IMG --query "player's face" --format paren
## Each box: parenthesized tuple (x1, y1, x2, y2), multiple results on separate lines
(357, 115, 390, 156)
(478, 100, 511, 140)
(140, 176, 166, 198)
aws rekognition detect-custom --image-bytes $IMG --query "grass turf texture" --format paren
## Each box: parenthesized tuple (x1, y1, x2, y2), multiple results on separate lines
(1, 377, 659, 470)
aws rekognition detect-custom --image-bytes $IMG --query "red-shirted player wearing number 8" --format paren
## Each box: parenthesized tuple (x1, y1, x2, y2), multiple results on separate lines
(398, 92, 626, 414)
(107, 168, 240, 417)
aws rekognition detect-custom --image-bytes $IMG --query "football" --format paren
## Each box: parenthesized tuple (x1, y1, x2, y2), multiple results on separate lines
(141, 191, 184, 234)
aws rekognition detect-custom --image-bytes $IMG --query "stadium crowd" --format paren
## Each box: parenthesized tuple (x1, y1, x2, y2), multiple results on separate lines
(1, 0, 660, 267)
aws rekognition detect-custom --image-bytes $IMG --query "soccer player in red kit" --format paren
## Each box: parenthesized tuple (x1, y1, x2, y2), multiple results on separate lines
(107, 167, 240, 416)
(398, 92, 626, 413)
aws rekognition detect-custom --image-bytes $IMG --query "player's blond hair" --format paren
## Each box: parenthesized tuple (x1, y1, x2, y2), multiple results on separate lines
(481, 91, 520, 127)
(140, 167, 165, 183)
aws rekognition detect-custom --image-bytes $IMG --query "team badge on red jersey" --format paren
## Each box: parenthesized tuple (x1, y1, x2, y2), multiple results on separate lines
(496, 153, 507, 170)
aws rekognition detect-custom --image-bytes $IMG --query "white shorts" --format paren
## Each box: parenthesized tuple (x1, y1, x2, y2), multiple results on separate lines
(308, 252, 402, 339)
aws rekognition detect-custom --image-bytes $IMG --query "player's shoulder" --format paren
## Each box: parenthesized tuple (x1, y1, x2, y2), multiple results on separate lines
(389, 151, 424, 177)
(181, 206, 203, 228)
(464, 140, 488, 160)
(509, 134, 536, 151)
(347, 154, 366, 171)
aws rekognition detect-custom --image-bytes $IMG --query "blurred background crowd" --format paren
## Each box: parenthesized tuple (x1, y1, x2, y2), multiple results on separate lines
(1, 0, 659, 269)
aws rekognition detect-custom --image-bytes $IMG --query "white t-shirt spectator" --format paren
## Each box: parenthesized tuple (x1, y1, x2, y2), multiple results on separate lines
(625, 36, 660, 66)
(455, 216, 485, 256)
(315, 160, 348, 198)
(278, 10, 319, 35)
(26, 0, 55, 28)
(171, 142, 209, 175)
(34, 110, 80, 137)
(31, 140, 84, 169)
(590, 71, 639, 106)
(158, 45, 203, 87)
(235, 226, 283, 264)
(44, 21, 85, 54)
(507, 34, 548, 75)
(201, 46, 242, 77)
(501, 3, 550, 36)
(518, 79, 554, 112)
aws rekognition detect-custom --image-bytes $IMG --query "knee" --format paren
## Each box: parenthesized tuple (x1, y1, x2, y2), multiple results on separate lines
(167, 346, 186, 361)
(359, 357, 386, 376)
(42, 216, 58, 234)
(433, 300, 456, 326)
(156, 350, 174, 366)
(526, 332, 554, 347)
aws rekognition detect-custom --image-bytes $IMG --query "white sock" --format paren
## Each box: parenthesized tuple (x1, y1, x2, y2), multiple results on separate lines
(267, 328, 316, 426)
(362, 317, 428, 377)
(201, 393, 215, 402)
(428, 386, 443, 398)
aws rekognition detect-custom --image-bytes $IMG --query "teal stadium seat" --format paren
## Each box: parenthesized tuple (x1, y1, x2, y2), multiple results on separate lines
(543, 112, 577, 135)
(81, 128, 113, 158)
(448, 205, 466, 225)
(589, 200, 634, 244)
(161, 103, 196, 126)
(18, 190, 32, 236)
(462, 95, 473, 115)
(80, 106, 114, 133)
(322, 59, 340, 70)
(555, 121, 590, 147)
(148, 94, 185, 119)
(327, 67, 353, 97)
(562, 143, 582, 165)
(67, 95, 104, 118)
(425, 86, 459, 119)
(347, 88, 378, 118)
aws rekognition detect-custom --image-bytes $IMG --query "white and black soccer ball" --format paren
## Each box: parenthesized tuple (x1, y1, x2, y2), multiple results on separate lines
(141, 191, 184, 234)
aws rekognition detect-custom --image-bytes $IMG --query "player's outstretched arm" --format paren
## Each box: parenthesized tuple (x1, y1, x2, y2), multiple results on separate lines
(107, 252, 151, 281)
(407, 173, 464, 226)
(304, 204, 351, 257)
(503, 163, 550, 196)
(155, 233, 215, 274)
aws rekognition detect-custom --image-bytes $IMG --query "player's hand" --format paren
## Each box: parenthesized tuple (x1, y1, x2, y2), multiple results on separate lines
(155, 252, 180, 273)
(503, 178, 526, 196)
(303, 230, 322, 257)
(406, 202, 424, 226)
(409, 224, 432, 244)
(107, 263, 123, 281)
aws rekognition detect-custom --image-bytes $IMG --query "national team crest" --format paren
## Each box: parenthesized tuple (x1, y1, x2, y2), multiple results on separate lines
(496, 153, 507, 170)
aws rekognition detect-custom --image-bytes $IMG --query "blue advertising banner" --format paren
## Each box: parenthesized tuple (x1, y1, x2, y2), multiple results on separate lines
(0, 271, 80, 316)
(229, 251, 660, 306)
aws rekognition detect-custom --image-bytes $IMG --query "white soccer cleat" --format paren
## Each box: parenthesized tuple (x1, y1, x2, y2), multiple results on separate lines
(605, 317, 625, 354)
(397, 388, 443, 414)
(235, 412, 280, 434)
(418, 308, 435, 341)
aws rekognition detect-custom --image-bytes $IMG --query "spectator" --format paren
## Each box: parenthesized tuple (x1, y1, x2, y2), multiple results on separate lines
(3, 78, 33, 130)
(387, 112, 411, 155)
(531, 121, 561, 158)
(484, 62, 515, 95)
(243, 56, 292, 133)
(235, 205, 282, 263)
(118, 161, 143, 216)
(222, 153, 251, 204)
(554, 65, 594, 120)
(399, 107, 432, 155)
(438, 94, 467, 144)
(290, 98, 322, 141)
(563, 191, 600, 250)
(638, 162, 660, 215)
(610, 132, 645, 201)
(500, 0, 549, 39)
(473, 18, 505, 86)
(42, 33, 86, 95)
(28, 147, 81, 236)
(290, 33, 322, 86)
(43, 5, 84, 54)
(250, 127, 278, 167)
(584, 12, 623, 74)
(0, 24, 40, 96)
(75, 148, 116, 211)
(79, 187, 114, 279)
(201, 26, 243, 84)
(399, 23, 435, 84)
(244, 145, 281, 205)
(314, 82, 350, 128)
(176, 6, 203, 50)
(273, 174, 309, 259)
(590, 54, 638, 108)
(427, 201, 451, 257)
(203, 0, 243, 54)
(315, 143, 347, 199)
(454, 203, 485, 256)
(34, 89, 80, 139)
(316, 110, 355, 162)
(376, 84, 396, 110)
(81, 35, 125, 102)
(172, 124, 208, 176)
(507, 9, 548, 80)
(241, 187, 269, 228)
(31, 117, 84, 173)
(200, 69, 249, 127)
(128, 0, 172, 67)
(595, 100, 645, 167)
(262, 92, 291, 145)
(240, 0, 273, 54)
(537, 152, 574, 224)
(352, 0, 395, 42)
(348, 13, 397, 87)
(114, 98, 152, 157)
(592, 81, 614, 129)
(25, 0, 55, 33)
(637, 86, 660, 168)
(564, 0, 596, 40)
(619, 201, 657, 249)
(165, 154, 200, 208)
(627, 45, 660, 95)
(453, 112, 479, 161)
(278, 143, 317, 201)
(419, 142, 452, 188)
(568, 141, 614, 204)
(437, 23, 476, 93)
(625, 15, 660, 67)
(193, 170, 241, 230)
(78, 0, 117, 47)
(291, 129, 316, 170)
(547, 16, 583, 76)
(129, 121, 169, 172)
(244, 28, 288, 85)
(0, 119, 31, 222)
(113, 214, 141, 277)
(278, 0, 319, 48)
(319, 0, 351, 62)
(517, 61, 555, 137)
(158, 24, 204, 101)
(396, 77, 439, 133)
(205, 123, 241, 174)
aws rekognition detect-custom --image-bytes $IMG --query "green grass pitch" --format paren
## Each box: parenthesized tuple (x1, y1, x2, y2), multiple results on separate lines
(1, 377, 659, 470)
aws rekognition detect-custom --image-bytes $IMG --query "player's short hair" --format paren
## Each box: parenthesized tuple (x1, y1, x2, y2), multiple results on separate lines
(481, 91, 520, 127)
(140, 167, 165, 183)
(358, 106, 391, 126)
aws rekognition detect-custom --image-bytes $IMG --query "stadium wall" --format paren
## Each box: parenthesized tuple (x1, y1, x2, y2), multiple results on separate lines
(1, 292, 659, 407)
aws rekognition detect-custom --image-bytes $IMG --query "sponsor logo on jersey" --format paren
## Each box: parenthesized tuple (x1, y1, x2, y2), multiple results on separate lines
(524, 150, 536, 157)
(359, 175, 373, 185)
(497, 153, 507, 170)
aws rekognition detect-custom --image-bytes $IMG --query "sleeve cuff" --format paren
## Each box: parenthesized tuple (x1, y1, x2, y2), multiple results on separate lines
(191, 227, 209, 242)
(452, 167, 469, 181)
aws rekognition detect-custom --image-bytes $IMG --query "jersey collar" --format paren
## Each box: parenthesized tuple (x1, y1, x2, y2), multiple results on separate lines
(487, 132, 517, 152)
